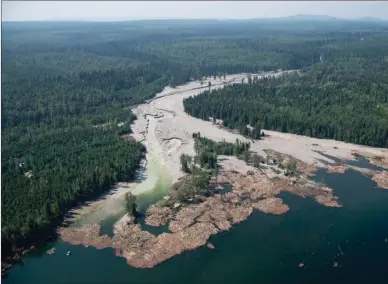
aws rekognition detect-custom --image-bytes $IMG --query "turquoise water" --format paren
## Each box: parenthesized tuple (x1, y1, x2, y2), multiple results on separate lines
(3, 158, 388, 284)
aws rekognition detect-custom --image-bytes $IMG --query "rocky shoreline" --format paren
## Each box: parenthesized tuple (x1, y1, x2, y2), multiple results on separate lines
(59, 151, 343, 269)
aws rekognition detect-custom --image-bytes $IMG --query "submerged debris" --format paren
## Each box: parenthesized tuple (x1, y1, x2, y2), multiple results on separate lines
(46, 248, 56, 255)
(338, 245, 344, 255)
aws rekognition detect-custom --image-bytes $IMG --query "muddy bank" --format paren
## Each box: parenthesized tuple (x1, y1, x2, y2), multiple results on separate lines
(57, 71, 385, 270)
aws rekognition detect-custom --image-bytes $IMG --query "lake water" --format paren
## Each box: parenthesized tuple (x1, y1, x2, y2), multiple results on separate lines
(3, 158, 388, 284)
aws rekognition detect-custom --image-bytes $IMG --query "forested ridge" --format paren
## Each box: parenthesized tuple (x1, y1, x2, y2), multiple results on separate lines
(184, 34, 388, 147)
(2, 19, 388, 269)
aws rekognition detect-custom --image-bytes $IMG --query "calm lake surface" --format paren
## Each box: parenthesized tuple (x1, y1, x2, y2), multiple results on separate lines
(4, 158, 388, 284)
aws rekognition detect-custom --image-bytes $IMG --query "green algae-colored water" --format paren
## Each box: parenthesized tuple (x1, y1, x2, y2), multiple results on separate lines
(3, 158, 388, 284)
(99, 155, 172, 237)
(69, 154, 172, 236)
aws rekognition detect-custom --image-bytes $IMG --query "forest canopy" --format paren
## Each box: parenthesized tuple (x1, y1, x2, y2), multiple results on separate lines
(184, 35, 388, 147)
(2, 19, 388, 263)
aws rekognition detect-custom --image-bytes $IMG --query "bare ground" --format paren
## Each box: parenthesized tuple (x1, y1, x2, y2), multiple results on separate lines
(62, 70, 388, 256)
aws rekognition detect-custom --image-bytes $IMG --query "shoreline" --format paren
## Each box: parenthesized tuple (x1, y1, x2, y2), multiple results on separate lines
(59, 152, 343, 269)
(59, 69, 388, 247)
(5, 70, 388, 276)
(58, 141, 387, 269)
(127, 70, 388, 194)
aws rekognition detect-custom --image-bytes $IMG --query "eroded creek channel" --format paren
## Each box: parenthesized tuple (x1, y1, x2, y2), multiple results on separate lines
(4, 73, 388, 284)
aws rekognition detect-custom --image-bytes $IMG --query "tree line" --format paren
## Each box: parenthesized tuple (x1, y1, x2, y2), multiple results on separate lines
(184, 35, 388, 148)
(3, 19, 388, 269)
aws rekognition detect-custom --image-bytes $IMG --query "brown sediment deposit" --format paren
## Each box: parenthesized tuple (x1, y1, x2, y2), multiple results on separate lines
(327, 165, 349, 174)
(372, 171, 388, 189)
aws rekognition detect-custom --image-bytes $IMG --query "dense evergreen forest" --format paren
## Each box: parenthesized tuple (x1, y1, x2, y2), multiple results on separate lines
(2, 19, 388, 268)
(184, 33, 388, 147)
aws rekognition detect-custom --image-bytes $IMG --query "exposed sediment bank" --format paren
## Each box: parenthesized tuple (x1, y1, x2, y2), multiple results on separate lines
(69, 71, 387, 223)
(59, 153, 342, 268)
(60, 71, 388, 269)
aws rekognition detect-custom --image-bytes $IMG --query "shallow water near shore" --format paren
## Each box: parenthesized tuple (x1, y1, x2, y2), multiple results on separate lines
(4, 158, 388, 284)
(68, 153, 172, 237)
